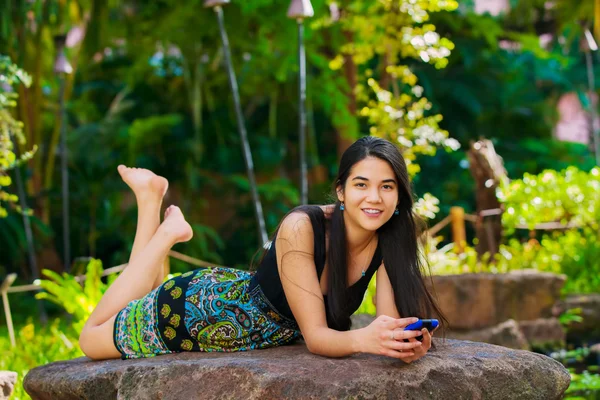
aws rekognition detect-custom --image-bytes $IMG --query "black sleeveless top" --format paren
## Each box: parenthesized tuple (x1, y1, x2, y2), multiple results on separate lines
(249, 205, 383, 327)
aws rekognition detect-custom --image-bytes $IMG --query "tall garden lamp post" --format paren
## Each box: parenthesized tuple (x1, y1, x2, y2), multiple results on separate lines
(583, 28, 600, 166)
(287, 0, 314, 205)
(204, 0, 268, 245)
(54, 35, 73, 272)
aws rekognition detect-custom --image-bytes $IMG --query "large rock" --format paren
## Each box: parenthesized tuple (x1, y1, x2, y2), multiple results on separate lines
(447, 319, 530, 350)
(24, 340, 570, 400)
(444, 319, 565, 351)
(427, 270, 566, 330)
(350, 313, 375, 329)
(0, 371, 17, 400)
(518, 318, 565, 349)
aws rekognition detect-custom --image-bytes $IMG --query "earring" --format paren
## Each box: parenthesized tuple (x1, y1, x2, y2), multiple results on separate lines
(340, 202, 345, 211)
(394, 208, 399, 215)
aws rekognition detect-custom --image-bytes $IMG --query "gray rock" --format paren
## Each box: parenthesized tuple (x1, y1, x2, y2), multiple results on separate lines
(0, 371, 17, 400)
(350, 313, 375, 329)
(518, 318, 565, 349)
(447, 319, 530, 350)
(427, 270, 566, 330)
(24, 340, 570, 400)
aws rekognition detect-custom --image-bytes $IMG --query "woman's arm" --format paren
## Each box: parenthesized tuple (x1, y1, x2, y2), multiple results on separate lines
(375, 263, 401, 318)
(375, 263, 434, 363)
(276, 214, 422, 359)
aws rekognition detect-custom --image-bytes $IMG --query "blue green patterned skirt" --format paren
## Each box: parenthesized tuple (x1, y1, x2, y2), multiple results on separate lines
(113, 267, 301, 359)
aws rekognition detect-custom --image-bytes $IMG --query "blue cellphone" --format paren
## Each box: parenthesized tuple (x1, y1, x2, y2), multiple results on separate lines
(404, 319, 439, 341)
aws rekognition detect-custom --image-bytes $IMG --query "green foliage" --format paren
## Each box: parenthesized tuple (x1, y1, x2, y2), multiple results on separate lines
(552, 346, 600, 399)
(421, 4, 596, 148)
(566, 369, 600, 400)
(1, 0, 465, 274)
(532, 229, 600, 294)
(0, 55, 35, 218)
(128, 114, 184, 153)
(355, 274, 377, 315)
(0, 320, 83, 400)
(313, 0, 460, 178)
(427, 227, 600, 294)
(558, 308, 584, 328)
(498, 167, 600, 232)
(476, 166, 600, 293)
(35, 259, 114, 334)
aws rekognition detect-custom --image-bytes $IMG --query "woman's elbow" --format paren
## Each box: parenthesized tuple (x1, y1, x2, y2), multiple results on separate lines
(304, 339, 320, 355)
(302, 332, 324, 356)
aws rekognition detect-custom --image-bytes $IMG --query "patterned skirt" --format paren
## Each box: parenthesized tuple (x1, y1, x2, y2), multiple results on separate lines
(112, 267, 301, 359)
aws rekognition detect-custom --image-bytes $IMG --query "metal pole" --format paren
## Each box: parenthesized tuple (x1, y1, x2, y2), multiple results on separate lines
(11, 137, 47, 323)
(298, 20, 308, 205)
(58, 75, 71, 272)
(214, 6, 268, 244)
(54, 34, 73, 272)
(287, 0, 313, 203)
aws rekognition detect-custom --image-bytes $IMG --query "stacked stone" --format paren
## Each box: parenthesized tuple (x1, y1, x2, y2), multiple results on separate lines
(425, 270, 567, 350)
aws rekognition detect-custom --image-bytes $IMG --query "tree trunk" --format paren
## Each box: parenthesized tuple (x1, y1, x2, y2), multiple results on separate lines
(467, 140, 507, 258)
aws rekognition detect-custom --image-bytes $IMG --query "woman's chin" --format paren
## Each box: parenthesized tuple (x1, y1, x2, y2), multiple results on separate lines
(357, 215, 390, 231)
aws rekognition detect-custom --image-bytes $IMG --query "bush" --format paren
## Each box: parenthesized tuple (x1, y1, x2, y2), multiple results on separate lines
(0, 55, 36, 218)
(497, 167, 600, 233)
(425, 228, 600, 294)
(35, 259, 116, 334)
(0, 320, 83, 400)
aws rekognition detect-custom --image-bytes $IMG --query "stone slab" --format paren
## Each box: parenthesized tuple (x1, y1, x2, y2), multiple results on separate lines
(518, 318, 565, 349)
(447, 319, 530, 350)
(427, 270, 566, 329)
(24, 340, 570, 400)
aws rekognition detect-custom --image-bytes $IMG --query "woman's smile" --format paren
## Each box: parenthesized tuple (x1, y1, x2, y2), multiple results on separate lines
(362, 208, 383, 218)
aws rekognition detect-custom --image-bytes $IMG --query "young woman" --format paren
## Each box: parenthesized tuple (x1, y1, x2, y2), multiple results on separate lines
(79, 136, 444, 362)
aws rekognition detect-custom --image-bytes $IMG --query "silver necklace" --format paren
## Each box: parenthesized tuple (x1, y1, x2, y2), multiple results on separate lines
(349, 237, 377, 278)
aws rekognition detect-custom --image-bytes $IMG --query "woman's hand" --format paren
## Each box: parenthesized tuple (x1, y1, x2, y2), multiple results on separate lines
(356, 316, 425, 361)
(401, 328, 434, 364)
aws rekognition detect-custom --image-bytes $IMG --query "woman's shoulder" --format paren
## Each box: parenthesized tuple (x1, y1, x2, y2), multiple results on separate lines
(283, 205, 326, 225)
(277, 205, 326, 244)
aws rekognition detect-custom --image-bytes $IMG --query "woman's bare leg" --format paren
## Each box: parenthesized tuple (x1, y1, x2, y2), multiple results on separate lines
(79, 206, 193, 359)
(118, 165, 169, 288)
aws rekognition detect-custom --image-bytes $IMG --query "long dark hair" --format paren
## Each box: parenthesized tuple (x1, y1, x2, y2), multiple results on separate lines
(326, 136, 446, 331)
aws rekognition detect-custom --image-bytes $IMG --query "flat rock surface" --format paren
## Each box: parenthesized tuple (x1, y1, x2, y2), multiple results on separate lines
(24, 340, 570, 400)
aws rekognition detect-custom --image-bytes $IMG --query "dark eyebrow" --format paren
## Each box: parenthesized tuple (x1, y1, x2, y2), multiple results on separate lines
(352, 176, 397, 184)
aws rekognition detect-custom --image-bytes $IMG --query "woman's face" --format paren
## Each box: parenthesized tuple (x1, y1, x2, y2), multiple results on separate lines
(337, 156, 400, 233)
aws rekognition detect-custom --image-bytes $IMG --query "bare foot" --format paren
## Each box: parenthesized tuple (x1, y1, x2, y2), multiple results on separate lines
(159, 206, 193, 243)
(118, 165, 168, 201)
